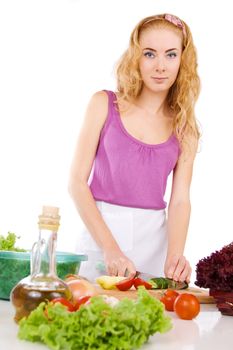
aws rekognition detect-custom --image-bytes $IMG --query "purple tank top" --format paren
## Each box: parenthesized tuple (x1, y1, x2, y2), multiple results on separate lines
(89, 90, 180, 209)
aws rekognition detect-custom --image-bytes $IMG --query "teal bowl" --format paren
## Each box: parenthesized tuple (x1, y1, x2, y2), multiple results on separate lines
(0, 251, 87, 300)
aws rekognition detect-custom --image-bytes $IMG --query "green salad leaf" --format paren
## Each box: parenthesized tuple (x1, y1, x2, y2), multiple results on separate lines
(0, 232, 26, 252)
(18, 287, 172, 350)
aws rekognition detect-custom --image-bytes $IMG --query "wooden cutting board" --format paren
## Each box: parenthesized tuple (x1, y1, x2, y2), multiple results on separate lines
(95, 286, 215, 304)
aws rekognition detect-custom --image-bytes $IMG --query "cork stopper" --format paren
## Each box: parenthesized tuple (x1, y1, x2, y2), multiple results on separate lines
(38, 206, 60, 230)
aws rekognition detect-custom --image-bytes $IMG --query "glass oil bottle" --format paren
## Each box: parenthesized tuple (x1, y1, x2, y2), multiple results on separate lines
(10, 206, 72, 323)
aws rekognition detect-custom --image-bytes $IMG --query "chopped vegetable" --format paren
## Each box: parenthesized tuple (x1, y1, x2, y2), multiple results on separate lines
(115, 276, 135, 291)
(51, 298, 75, 312)
(195, 242, 233, 291)
(18, 287, 172, 350)
(149, 277, 188, 290)
(0, 248, 85, 300)
(96, 275, 126, 289)
(97, 275, 188, 292)
(133, 277, 152, 289)
(73, 295, 91, 310)
(0, 232, 26, 252)
(56, 262, 81, 280)
(0, 254, 30, 300)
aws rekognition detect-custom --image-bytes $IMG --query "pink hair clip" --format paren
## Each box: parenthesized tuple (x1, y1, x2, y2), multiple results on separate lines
(164, 14, 186, 37)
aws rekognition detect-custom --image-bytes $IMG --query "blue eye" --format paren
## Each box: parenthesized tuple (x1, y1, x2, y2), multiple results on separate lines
(144, 51, 155, 58)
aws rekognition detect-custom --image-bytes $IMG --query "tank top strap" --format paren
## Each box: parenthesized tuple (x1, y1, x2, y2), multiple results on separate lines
(103, 89, 115, 102)
(100, 90, 119, 136)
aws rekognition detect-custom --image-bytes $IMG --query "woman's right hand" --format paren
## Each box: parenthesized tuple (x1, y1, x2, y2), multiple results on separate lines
(103, 249, 136, 278)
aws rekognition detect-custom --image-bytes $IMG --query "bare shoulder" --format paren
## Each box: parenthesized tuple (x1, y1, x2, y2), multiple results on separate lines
(90, 90, 108, 106)
(85, 90, 109, 125)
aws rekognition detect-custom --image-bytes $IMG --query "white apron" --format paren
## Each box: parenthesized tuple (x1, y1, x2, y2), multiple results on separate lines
(77, 201, 168, 282)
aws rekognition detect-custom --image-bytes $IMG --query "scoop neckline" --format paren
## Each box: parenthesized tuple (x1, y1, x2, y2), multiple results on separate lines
(112, 91, 175, 149)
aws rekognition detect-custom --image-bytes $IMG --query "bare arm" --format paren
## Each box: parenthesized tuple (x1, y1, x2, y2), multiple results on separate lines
(68, 91, 136, 277)
(164, 141, 198, 283)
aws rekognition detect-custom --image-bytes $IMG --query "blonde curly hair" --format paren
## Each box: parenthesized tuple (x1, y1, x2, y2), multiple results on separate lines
(115, 14, 201, 153)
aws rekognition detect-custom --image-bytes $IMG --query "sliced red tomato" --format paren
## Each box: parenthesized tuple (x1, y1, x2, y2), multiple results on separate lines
(74, 295, 91, 310)
(115, 277, 135, 291)
(133, 277, 152, 290)
(160, 289, 179, 311)
(51, 297, 75, 312)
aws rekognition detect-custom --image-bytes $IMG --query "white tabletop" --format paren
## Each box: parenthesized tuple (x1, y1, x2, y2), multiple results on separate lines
(0, 299, 232, 350)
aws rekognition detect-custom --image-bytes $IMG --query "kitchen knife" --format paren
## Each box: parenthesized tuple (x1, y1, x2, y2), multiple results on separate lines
(96, 263, 188, 290)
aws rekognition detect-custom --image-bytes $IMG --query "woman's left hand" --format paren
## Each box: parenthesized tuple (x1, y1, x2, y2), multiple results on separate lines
(164, 254, 192, 283)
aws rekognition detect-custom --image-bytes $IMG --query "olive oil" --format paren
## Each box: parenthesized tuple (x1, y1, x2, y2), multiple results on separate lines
(10, 206, 71, 323)
(11, 282, 71, 323)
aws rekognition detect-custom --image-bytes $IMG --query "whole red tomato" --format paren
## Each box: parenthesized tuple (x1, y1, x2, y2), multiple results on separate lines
(160, 289, 179, 311)
(174, 293, 200, 320)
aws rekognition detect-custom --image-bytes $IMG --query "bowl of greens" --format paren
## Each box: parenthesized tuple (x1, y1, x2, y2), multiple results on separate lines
(0, 232, 87, 300)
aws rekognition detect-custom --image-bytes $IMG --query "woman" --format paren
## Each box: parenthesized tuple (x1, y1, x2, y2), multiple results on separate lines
(69, 13, 200, 283)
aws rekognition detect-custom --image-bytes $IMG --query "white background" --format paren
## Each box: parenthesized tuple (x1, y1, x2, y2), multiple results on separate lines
(0, 0, 232, 283)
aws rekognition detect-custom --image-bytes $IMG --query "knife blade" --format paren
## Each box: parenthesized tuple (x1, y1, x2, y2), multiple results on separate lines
(96, 263, 188, 290)
(135, 271, 156, 280)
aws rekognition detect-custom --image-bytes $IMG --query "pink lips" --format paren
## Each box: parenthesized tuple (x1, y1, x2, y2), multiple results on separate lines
(151, 77, 168, 83)
(152, 77, 168, 80)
